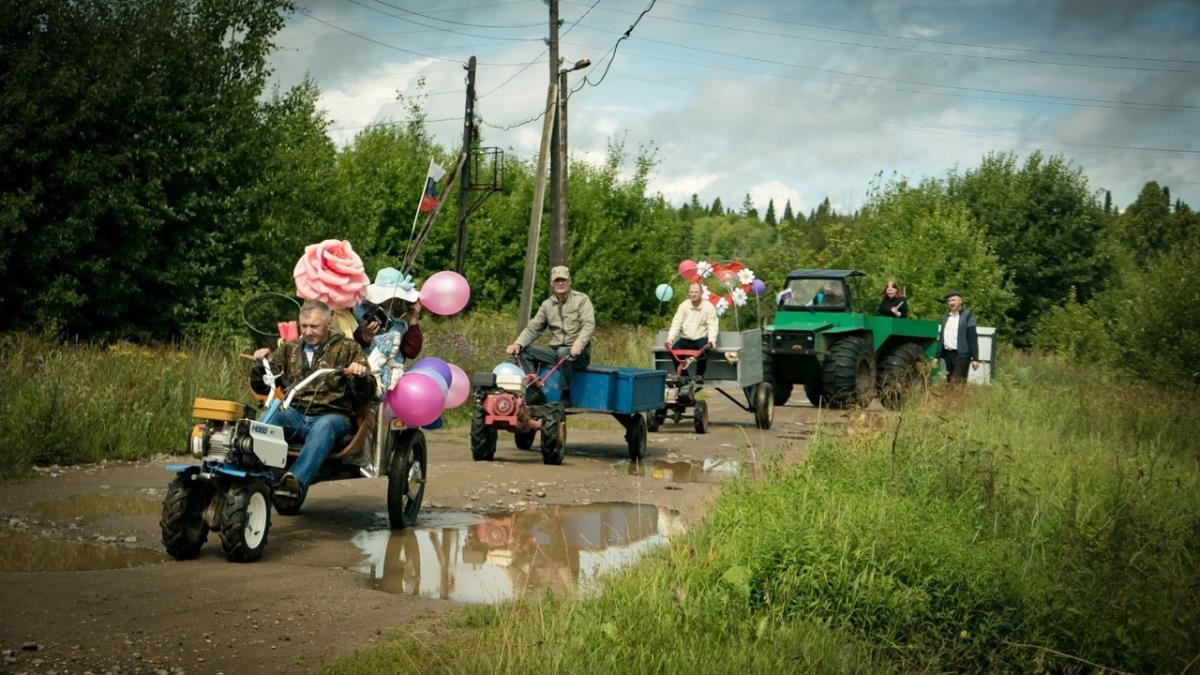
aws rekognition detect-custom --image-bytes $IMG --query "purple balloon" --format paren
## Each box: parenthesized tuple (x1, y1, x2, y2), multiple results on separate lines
(750, 279, 767, 296)
(408, 366, 449, 397)
(387, 372, 446, 427)
(412, 357, 453, 387)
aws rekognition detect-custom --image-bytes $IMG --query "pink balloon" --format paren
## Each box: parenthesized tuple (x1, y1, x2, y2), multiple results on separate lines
(677, 259, 699, 282)
(408, 367, 449, 397)
(387, 372, 446, 427)
(419, 271, 471, 316)
(445, 363, 470, 409)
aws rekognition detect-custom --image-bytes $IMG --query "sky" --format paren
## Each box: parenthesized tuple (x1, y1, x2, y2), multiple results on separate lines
(266, 0, 1200, 215)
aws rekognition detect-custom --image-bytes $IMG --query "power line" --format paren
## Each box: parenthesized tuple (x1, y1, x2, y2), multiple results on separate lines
(558, 37, 1200, 114)
(329, 116, 464, 132)
(571, 0, 656, 93)
(349, 0, 543, 42)
(562, 0, 1200, 75)
(297, 10, 464, 63)
(478, 0, 603, 101)
(367, 0, 544, 29)
(657, 0, 1200, 66)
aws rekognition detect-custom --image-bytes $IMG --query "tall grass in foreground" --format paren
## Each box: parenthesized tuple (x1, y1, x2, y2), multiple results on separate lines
(0, 316, 657, 481)
(332, 353, 1200, 674)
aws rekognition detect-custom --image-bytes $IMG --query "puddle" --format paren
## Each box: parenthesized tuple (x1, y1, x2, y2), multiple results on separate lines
(351, 502, 685, 603)
(30, 494, 160, 520)
(623, 459, 750, 483)
(0, 529, 165, 572)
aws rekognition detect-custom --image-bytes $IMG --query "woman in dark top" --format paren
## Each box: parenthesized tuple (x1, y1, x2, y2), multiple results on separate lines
(876, 280, 908, 318)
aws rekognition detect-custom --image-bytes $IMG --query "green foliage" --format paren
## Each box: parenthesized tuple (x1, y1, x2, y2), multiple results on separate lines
(1030, 287, 1113, 362)
(947, 152, 1107, 344)
(848, 176, 1015, 321)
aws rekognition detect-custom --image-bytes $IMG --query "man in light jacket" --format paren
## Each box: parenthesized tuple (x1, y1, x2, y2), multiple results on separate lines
(507, 266, 595, 405)
(666, 282, 719, 380)
(933, 290, 980, 385)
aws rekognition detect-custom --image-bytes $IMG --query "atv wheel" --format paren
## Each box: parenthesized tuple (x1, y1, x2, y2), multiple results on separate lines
(821, 336, 876, 408)
(220, 480, 271, 563)
(773, 382, 793, 406)
(878, 343, 928, 410)
(387, 429, 427, 529)
(753, 382, 774, 430)
(804, 382, 823, 407)
(514, 429, 536, 450)
(470, 404, 497, 461)
(693, 399, 709, 434)
(625, 413, 648, 461)
(540, 405, 567, 465)
(160, 475, 209, 560)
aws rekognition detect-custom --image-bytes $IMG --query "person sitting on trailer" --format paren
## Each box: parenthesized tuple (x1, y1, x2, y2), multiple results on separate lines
(665, 281, 719, 382)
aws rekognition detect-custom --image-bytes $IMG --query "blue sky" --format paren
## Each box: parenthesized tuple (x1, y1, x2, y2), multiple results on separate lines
(267, 0, 1200, 214)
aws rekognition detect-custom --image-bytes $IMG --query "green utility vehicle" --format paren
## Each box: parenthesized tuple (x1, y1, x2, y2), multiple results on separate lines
(763, 269, 938, 409)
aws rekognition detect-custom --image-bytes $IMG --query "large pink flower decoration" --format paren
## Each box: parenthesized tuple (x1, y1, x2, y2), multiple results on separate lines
(293, 239, 370, 310)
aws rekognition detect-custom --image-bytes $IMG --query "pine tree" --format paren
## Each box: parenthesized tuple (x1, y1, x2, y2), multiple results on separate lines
(709, 196, 723, 216)
(740, 193, 757, 219)
(764, 199, 777, 226)
(782, 200, 795, 224)
(1104, 190, 1112, 214)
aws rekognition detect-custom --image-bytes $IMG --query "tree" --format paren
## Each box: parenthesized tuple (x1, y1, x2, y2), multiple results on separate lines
(709, 197, 723, 216)
(1112, 181, 1192, 266)
(740, 193, 758, 220)
(782, 200, 795, 225)
(947, 151, 1106, 345)
(764, 199, 777, 226)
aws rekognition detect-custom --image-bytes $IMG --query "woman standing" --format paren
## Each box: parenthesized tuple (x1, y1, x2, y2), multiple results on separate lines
(876, 281, 908, 318)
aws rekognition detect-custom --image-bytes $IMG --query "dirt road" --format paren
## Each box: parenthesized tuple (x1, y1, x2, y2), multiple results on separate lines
(0, 396, 844, 674)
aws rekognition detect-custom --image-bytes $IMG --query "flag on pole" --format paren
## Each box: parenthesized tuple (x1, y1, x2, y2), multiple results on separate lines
(418, 160, 447, 213)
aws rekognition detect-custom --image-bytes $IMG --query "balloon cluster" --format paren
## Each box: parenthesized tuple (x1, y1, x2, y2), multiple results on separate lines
(387, 357, 472, 427)
(668, 259, 765, 316)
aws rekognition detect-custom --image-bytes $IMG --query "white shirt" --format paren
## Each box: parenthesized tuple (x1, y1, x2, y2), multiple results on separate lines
(942, 312, 960, 351)
(668, 300, 719, 344)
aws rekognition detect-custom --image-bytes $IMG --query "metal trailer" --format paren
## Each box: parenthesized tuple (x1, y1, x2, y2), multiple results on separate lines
(648, 328, 773, 432)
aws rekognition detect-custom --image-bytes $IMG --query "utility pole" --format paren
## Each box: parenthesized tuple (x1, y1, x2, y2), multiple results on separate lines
(517, 84, 558, 331)
(547, 0, 566, 267)
(454, 56, 476, 275)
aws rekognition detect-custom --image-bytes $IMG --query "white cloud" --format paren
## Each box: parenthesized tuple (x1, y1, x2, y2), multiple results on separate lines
(748, 181, 806, 216)
(650, 173, 722, 203)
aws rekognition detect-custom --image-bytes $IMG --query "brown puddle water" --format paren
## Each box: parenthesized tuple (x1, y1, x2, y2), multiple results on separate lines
(351, 502, 684, 603)
(30, 494, 161, 520)
(625, 459, 749, 483)
(0, 529, 165, 572)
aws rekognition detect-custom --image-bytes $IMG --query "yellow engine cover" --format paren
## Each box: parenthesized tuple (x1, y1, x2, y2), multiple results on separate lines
(192, 397, 246, 422)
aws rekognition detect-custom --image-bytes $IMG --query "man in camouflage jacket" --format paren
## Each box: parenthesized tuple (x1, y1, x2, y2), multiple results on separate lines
(252, 300, 374, 496)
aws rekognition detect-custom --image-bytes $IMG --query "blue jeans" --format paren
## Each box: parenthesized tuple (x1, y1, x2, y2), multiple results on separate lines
(267, 407, 352, 487)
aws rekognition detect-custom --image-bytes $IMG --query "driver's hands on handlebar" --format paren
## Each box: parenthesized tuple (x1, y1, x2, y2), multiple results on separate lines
(253, 347, 272, 360)
(505, 342, 522, 356)
(569, 344, 583, 358)
(664, 340, 672, 350)
(344, 362, 368, 377)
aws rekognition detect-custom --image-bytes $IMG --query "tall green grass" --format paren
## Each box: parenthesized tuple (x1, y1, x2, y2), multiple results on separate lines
(0, 314, 658, 480)
(333, 352, 1200, 674)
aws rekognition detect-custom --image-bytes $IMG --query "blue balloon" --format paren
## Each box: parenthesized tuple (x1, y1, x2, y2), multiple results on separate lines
(655, 283, 674, 302)
(408, 366, 449, 397)
(492, 362, 524, 380)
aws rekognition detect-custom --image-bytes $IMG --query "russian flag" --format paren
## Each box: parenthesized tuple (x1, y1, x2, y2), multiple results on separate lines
(418, 160, 447, 213)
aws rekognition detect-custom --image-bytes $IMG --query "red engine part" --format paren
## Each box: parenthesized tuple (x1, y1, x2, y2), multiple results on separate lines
(482, 391, 541, 433)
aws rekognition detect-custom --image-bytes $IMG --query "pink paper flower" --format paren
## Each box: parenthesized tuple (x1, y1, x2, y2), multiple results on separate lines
(293, 239, 369, 310)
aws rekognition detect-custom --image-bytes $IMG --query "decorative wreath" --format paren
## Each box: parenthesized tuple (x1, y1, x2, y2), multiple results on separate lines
(661, 259, 768, 317)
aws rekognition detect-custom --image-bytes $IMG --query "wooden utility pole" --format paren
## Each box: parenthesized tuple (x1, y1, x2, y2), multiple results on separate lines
(454, 56, 476, 275)
(517, 84, 558, 330)
(554, 69, 569, 266)
(548, 0, 568, 267)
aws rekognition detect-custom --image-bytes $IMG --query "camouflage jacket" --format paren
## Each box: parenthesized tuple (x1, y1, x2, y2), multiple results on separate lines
(251, 332, 375, 419)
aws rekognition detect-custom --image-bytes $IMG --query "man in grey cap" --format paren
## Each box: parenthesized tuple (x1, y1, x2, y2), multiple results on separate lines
(506, 266, 595, 405)
(933, 290, 980, 385)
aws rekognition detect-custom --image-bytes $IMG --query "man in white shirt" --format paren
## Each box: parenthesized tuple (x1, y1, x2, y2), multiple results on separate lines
(665, 282, 720, 380)
(934, 290, 980, 384)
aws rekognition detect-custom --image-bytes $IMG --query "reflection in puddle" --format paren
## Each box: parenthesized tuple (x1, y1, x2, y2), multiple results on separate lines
(0, 530, 165, 572)
(625, 459, 748, 483)
(31, 494, 160, 520)
(352, 503, 685, 603)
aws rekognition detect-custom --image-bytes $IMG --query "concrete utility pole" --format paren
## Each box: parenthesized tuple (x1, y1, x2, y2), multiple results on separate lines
(548, 0, 566, 267)
(454, 56, 476, 275)
(517, 83, 558, 331)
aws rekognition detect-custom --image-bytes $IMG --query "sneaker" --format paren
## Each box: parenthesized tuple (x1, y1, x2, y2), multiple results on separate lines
(277, 472, 303, 498)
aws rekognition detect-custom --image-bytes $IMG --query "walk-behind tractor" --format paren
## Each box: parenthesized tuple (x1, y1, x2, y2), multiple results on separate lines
(470, 356, 665, 464)
(648, 329, 774, 432)
(763, 269, 938, 409)
(161, 361, 427, 563)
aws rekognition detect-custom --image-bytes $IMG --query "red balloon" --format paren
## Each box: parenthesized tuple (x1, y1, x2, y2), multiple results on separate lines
(677, 259, 699, 282)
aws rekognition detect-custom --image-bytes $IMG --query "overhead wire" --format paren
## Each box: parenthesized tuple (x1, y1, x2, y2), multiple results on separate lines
(570, 0, 656, 93)
(478, 0, 603, 102)
(366, 0, 544, 29)
(348, 0, 543, 42)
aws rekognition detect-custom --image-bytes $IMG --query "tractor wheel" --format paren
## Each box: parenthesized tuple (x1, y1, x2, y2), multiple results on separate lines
(514, 429, 537, 450)
(540, 406, 567, 465)
(220, 480, 271, 563)
(877, 343, 929, 410)
(387, 429, 427, 529)
(646, 407, 666, 432)
(160, 476, 209, 560)
(773, 382, 793, 406)
(821, 336, 876, 408)
(753, 382, 774, 429)
(625, 413, 648, 461)
(470, 405, 497, 461)
(804, 382, 824, 407)
(693, 399, 709, 434)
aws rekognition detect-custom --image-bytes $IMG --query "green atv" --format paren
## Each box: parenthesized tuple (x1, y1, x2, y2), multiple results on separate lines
(763, 269, 937, 409)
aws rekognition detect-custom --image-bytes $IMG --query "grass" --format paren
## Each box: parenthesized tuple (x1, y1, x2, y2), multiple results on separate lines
(331, 351, 1200, 674)
(0, 313, 656, 481)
